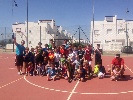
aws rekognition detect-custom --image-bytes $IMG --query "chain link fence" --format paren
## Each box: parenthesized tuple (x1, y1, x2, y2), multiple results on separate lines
(0, 27, 13, 52)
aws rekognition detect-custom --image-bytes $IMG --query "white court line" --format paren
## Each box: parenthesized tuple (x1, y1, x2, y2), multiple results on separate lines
(81, 92, 118, 95)
(23, 64, 133, 97)
(67, 81, 79, 100)
(0, 77, 23, 89)
(125, 64, 133, 74)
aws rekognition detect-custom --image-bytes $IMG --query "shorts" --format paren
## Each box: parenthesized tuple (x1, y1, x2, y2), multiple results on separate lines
(79, 73, 85, 79)
(15, 55, 24, 66)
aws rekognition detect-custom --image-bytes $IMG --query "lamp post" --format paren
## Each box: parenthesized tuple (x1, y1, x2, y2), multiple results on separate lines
(1, 33, 4, 40)
(1, 33, 4, 47)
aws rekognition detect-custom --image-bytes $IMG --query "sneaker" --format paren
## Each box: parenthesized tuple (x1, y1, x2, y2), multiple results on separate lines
(68, 78, 71, 83)
(47, 78, 51, 81)
(18, 72, 21, 75)
(73, 78, 77, 81)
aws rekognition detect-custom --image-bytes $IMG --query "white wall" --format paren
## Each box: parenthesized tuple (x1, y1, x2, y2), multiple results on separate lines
(11, 20, 73, 49)
(90, 15, 133, 51)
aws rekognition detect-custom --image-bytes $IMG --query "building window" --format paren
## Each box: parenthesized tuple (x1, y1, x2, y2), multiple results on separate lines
(16, 28, 21, 32)
(94, 30, 100, 35)
(112, 39, 115, 42)
(105, 16, 113, 22)
(29, 41, 31, 44)
(107, 29, 112, 34)
(29, 30, 31, 33)
(118, 29, 124, 34)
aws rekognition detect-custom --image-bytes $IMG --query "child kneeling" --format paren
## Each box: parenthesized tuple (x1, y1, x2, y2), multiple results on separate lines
(47, 63, 57, 81)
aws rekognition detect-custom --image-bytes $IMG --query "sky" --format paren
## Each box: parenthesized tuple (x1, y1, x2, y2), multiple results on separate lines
(0, 0, 133, 40)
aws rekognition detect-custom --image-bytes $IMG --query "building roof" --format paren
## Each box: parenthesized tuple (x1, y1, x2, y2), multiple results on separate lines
(38, 20, 55, 22)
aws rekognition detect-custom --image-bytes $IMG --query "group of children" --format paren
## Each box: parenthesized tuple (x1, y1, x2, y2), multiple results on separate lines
(16, 40, 123, 82)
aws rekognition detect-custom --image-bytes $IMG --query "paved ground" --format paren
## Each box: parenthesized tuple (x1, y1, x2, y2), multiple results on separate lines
(0, 53, 133, 100)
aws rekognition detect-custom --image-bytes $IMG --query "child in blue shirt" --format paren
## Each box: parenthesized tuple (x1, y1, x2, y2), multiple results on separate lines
(47, 63, 57, 81)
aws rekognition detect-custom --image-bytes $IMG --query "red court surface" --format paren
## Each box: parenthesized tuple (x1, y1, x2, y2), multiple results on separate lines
(0, 53, 133, 100)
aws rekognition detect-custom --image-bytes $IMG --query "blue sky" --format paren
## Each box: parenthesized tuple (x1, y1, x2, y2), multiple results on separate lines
(0, 0, 133, 39)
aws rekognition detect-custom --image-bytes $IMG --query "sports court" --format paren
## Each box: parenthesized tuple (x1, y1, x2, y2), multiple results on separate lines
(0, 52, 133, 100)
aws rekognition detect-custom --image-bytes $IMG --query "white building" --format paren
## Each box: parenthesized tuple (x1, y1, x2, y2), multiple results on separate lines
(90, 15, 133, 51)
(11, 19, 72, 49)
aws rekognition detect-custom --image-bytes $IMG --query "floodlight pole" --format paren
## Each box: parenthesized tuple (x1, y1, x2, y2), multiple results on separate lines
(126, 8, 129, 53)
(78, 26, 80, 45)
(40, 26, 41, 43)
(26, 0, 29, 47)
(92, 0, 94, 48)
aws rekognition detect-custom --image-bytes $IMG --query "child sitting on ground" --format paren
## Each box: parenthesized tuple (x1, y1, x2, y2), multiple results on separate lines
(61, 62, 68, 80)
(74, 64, 86, 82)
(47, 63, 57, 81)
(93, 61, 106, 79)
(110, 65, 120, 81)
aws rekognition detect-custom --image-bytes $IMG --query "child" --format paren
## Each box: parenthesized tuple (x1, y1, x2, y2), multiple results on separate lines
(54, 48, 60, 75)
(110, 65, 120, 81)
(61, 62, 68, 80)
(47, 63, 57, 81)
(75, 64, 86, 82)
(48, 49, 55, 63)
(98, 63, 106, 79)
(83, 60, 91, 78)
(66, 59, 74, 83)
(27, 62, 34, 76)
(36, 62, 44, 76)
(93, 62, 106, 79)
(23, 47, 31, 75)
(72, 56, 80, 75)
(60, 54, 66, 67)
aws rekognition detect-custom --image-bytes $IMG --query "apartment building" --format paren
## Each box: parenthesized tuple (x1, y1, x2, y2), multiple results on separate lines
(90, 15, 133, 51)
(12, 19, 72, 48)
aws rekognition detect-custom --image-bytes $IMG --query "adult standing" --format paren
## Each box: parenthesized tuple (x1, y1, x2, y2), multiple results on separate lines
(111, 54, 125, 78)
(94, 44, 102, 65)
(13, 37, 25, 75)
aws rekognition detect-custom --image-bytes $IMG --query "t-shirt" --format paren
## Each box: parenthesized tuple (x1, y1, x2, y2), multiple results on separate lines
(111, 58, 124, 68)
(54, 52, 60, 62)
(84, 49, 92, 61)
(77, 50, 84, 60)
(48, 44, 52, 49)
(73, 60, 80, 69)
(95, 48, 101, 58)
(16, 44, 25, 55)
(68, 53, 75, 62)
(48, 52, 55, 60)
(94, 65, 99, 74)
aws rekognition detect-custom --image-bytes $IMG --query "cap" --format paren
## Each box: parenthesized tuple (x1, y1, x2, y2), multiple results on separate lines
(115, 54, 120, 58)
